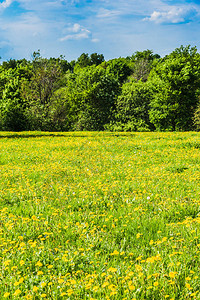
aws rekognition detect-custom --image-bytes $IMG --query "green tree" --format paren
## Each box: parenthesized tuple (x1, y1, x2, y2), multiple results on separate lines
(22, 52, 64, 130)
(0, 61, 32, 131)
(108, 80, 154, 131)
(131, 50, 160, 82)
(149, 45, 200, 131)
(90, 53, 104, 66)
(102, 58, 132, 84)
(61, 65, 120, 130)
(76, 53, 91, 68)
(74, 53, 105, 71)
(0, 76, 28, 131)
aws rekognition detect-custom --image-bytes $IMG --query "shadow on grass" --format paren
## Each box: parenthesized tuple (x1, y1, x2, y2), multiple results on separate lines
(0, 132, 136, 139)
(0, 133, 66, 139)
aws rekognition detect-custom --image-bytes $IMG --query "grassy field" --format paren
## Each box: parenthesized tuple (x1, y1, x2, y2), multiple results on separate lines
(0, 131, 200, 300)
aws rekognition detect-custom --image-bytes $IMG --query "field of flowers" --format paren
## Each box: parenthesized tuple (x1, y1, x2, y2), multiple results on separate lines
(0, 131, 200, 300)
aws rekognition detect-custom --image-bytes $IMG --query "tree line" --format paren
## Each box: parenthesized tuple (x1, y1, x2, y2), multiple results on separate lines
(1, 45, 200, 132)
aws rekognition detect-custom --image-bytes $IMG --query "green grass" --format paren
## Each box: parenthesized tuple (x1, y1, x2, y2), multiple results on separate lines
(0, 131, 200, 299)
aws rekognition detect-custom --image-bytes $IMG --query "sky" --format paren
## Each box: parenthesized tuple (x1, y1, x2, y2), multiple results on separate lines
(0, 0, 200, 62)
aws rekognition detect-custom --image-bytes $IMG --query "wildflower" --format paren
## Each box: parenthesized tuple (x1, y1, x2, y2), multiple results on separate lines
(14, 281, 20, 287)
(93, 286, 99, 292)
(135, 265, 142, 272)
(41, 282, 47, 288)
(186, 276, 191, 281)
(70, 279, 76, 285)
(111, 250, 119, 255)
(37, 271, 43, 276)
(41, 294, 47, 298)
(20, 260, 25, 266)
(169, 272, 177, 279)
(136, 233, 142, 238)
(33, 286, 39, 292)
(58, 279, 64, 284)
(36, 261, 43, 267)
(60, 292, 67, 296)
(25, 295, 33, 300)
(67, 289, 73, 296)
(48, 265, 53, 269)
(107, 267, 117, 273)
(154, 281, 159, 287)
(102, 282, 109, 288)
(13, 289, 21, 296)
(146, 257, 155, 263)
(185, 283, 191, 289)
(4, 260, 11, 266)
(129, 285, 135, 291)
(3, 292, 10, 298)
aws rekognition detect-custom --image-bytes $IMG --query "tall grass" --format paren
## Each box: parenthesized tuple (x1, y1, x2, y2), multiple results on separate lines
(0, 132, 199, 299)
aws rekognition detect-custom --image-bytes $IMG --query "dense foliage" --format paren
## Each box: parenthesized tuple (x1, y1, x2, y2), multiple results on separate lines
(1, 46, 200, 131)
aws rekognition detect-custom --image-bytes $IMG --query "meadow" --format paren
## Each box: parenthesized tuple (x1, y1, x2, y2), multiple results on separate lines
(0, 131, 200, 300)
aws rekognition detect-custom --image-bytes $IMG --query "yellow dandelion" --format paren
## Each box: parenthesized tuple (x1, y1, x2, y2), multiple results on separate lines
(3, 292, 10, 298)
(102, 282, 109, 288)
(154, 281, 159, 287)
(185, 283, 191, 289)
(107, 267, 117, 273)
(37, 271, 43, 276)
(25, 294, 33, 300)
(169, 272, 177, 279)
(35, 261, 43, 267)
(14, 281, 20, 287)
(136, 233, 142, 238)
(129, 285, 135, 291)
(186, 276, 191, 281)
(58, 279, 64, 284)
(4, 260, 11, 266)
(67, 289, 73, 296)
(111, 250, 119, 255)
(41, 282, 47, 288)
(13, 289, 21, 296)
(135, 265, 142, 272)
(20, 260, 25, 266)
(93, 286, 99, 292)
(48, 265, 53, 269)
(41, 294, 47, 298)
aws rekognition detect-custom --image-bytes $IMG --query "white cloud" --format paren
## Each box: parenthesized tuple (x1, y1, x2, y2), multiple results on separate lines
(0, 0, 13, 9)
(91, 38, 100, 43)
(59, 23, 91, 41)
(97, 8, 121, 18)
(144, 6, 197, 24)
(69, 23, 81, 33)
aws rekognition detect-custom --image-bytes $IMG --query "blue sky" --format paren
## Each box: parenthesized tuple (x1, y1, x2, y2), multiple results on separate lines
(0, 0, 200, 62)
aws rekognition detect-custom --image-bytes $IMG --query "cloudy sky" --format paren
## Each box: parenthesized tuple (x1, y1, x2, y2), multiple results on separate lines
(0, 0, 200, 62)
